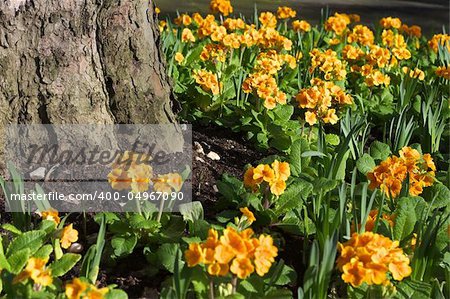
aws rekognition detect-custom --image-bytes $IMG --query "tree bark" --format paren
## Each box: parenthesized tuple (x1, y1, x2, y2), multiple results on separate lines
(0, 0, 176, 125)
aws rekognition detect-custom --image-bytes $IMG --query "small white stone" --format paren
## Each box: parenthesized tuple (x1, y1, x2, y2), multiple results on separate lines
(194, 141, 205, 155)
(206, 151, 220, 161)
(29, 167, 46, 180)
(195, 156, 205, 163)
(213, 185, 219, 192)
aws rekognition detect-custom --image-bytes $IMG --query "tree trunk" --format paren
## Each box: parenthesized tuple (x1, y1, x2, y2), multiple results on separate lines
(0, 0, 176, 125)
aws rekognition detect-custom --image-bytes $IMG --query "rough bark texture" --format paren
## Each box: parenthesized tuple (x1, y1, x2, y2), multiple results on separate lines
(0, 0, 176, 125)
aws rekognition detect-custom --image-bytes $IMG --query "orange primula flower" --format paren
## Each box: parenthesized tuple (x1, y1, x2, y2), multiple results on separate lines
(292, 20, 311, 32)
(277, 6, 296, 19)
(185, 225, 278, 280)
(210, 0, 233, 16)
(368, 147, 435, 198)
(337, 232, 411, 287)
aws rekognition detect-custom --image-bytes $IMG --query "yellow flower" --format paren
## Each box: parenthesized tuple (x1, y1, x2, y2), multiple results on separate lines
(41, 208, 60, 225)
(60, 224, 79, 249)
(181, 28, 196, 43)
(210, 0, 233, 16)
(13, 258, 53, 286)
(253, 164, 275, 183)
(347, 25, 374, 46)
(369, 147, 435, 198)
(436, 66, 450, 79)
(86, 286, 109, 299)
(240, 207, 256, 224)
(305, 111, 317, 125)
(155, 7, 160, 14)
(324, 13, 350, 35)
(380, 17, 402, 29)
(193, 69, 222, 95)
(185, 243, 204, 267)
(259, 12, 277, 28)
(208, 262, 229, 276)
(402, 67, 425, 80)
(230, 257, 254, 279)
(428, 34, 450, 53)
(337, 232, 411, 287)
(365, 70, 390, 87)
(271, 160, 290, 181)
(277, 6, 296, 19)
(65, 278, 89, 299)
(254, 234, 278, 276)
(292, 20, 311, 32)
(174, 14, 192, 26)
(174, 52, 184, 64)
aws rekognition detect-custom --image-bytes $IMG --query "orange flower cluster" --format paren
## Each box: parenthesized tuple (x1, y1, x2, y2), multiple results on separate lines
(200, 43, 227, 62)
(402, 66, 425, 81)
(367, 45, 392, 68)
(181, 28, 196, 43)
(184, 227, 278, 279)
(153, 173, 183, 193)
(337, 232, 412, 287)
(365, 70, 391, 87)
(324, 13, 351, 36)
(428, 34, 450, 53)
(292, 20, 311, 32)
(352, 209, 396, 233)
(174, 14, 192, 27)
(243, 160, 290, 196)
(277, 6, 296, 19)
(223, 18, 246, 31)
(379, 17, 402, 29)
(65, 278, 109, 299)
(436, 66, 450, 79)
(242, 50, 295, 109)
(108, 151, 153, 193)
(257, 27, 292, 50)
(60, 223, 79, 249)
(381, 29, 411, 61)
(13, 258, 53, 286)
(342, 45, 365, 61)
(193, 69, 222, 95)
(400, 24, 422, 38)
(296, 79, 352, 125)
(309, 48, 347, 81)
(347, 25, 374, 46)
(259, 12, 277, 28)
(368, 147, 436, 198)
(210, 0, 233, 16)
(242, 72, 286, 109)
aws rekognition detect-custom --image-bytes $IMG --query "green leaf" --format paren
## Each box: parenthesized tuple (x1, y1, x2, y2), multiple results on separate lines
(179, 201, 204, 222)
(325, 134, 340, 146)
(129, 214, 160, 231)
(312, 178, 337, 195)
(104, 289, 129, 299)
(157, 243, 180, 273)
(369, 141, 391, 161)
(111, 235, 138, 257)
(356, 154, 376, 175)
(8, 248, 31, 274)
(274, 180, 312, 216)
(6, 230, 46, 257)
(422, 183, 450, 209)
(273, 105, 294, 125)
(33, 245, 53, 260)
(393, 197, 425, 241)
(289, 138, 310, 176)
(395, 279, 432, 299)
(49, 253, 81, 277)
(1, 223, 22, 235)
(263, 289, 293, 298)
